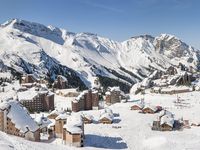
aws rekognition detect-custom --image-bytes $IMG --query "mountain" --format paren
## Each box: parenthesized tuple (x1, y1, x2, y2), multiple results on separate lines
(0, 19, 199, 92)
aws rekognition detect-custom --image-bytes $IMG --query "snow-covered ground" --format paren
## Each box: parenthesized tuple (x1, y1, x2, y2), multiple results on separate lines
(2, 90, 200, 150)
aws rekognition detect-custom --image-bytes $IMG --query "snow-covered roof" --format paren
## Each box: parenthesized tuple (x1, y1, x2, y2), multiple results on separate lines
(17, 88, 38, 101)
(108, 86, 121, 92)
(7, 101, 39, 133)
(0, 101, 10, 110)
(133, 102, 144, 109)
(55, 113, 69, 120)
(63, 114, 83, 134)
(105, 91, 111, 95)
(159, 110, 173, 118)
(82, 113, 93, 120)
(143, 105, 157, 112)
(99, 112, 114, 121)
(75, 90, 88, 101)
(67, 114, 83, 127)
(63, 125, 82, 134)
(49, 109, 64, 116)
(160, 115, 174, 127)
(47, 119, 55, 128)
(34, 115, 52, 128)
(56, 88, 78, 94)
(92, 90, 98, 94)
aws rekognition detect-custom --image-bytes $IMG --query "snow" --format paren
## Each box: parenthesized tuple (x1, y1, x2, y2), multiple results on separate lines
(17, 88, 38, 102)
(56, 88, 78, 95)
(67, 114, 83, 127)
(0, 19, 200, 149)
(63, 125, 83, 134)
(54, 94, 74, 110)
(108, 86, 121, 92)
(2, 91, 200, 149)
(0, 101, 10, 110)
(6, 100, 39, 133)
(0, 19, 198, 89)
(55, 113, 69, 120)
(82, 113, 94, 120)
(160, 115, 174, 127)
(0, 72, 12, 79)
(34, 115, 52, 128)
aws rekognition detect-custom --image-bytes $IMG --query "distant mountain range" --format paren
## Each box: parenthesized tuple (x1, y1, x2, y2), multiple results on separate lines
(0, 19, 199, 92)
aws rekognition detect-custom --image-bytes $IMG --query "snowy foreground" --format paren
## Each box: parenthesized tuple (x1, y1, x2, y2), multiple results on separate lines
(2, 91, 200, 150)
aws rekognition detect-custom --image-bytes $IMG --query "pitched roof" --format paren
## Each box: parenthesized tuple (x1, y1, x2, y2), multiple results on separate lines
(160, 115, 174, 127)
(6, 100, 39, 133)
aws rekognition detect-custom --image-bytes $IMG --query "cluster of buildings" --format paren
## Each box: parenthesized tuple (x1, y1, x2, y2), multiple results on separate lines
(0, 73, 125, 147)
(131, 65, 196, 95)
(46, 110, 85, 146)
(151, 86, 192, 95)
(71, 89, 99, 112)
(0, 99, 85, 147)
(131, 101, 162, 114)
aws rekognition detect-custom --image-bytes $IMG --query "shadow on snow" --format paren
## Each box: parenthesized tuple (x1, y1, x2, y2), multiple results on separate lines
(84, 134, 128, 149)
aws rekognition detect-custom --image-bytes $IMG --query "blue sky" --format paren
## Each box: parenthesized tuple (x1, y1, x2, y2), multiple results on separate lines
(0, 0, 200, 48)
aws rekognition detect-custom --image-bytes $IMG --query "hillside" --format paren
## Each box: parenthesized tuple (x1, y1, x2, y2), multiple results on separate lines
(0, 19, 199, 92)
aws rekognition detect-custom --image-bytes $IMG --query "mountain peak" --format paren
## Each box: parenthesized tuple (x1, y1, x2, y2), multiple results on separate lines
(131, 34, 155, 41)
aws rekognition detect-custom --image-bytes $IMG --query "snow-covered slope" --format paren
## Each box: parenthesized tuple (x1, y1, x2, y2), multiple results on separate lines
(0, 19, 199, 92)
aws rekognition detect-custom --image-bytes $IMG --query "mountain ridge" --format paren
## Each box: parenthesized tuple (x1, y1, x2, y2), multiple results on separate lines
(0, 18, 199, 92)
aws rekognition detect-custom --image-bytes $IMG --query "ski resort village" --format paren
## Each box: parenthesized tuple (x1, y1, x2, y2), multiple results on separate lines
(0, 18, 200, 150)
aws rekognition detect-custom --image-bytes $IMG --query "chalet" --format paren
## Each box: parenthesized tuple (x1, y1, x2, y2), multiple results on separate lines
(34, 115, 56, 140)
(99, 108, 114, 124)
(62, 114, 84, 147)
(99, 113, 113, 124)
(0, 100, 40, 141)
(152, 110, 175, 131)
(131, 102, 144, 110)
(47, 109, 64, 119)
(160, 115, 174, 131)
(82, 114, 93, 124)
(142, 105, 158, 114)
